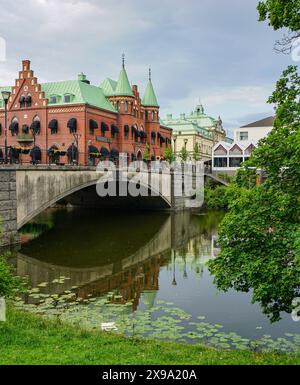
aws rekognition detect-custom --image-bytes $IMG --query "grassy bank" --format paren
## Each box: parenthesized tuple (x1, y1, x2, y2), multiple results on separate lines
(0, 307, 300, 365)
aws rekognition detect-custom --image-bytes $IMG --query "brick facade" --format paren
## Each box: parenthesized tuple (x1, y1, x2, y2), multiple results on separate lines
(0, 60, 172, 165)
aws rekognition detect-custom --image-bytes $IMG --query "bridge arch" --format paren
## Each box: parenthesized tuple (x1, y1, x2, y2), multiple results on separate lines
(17, 170, 172, 229)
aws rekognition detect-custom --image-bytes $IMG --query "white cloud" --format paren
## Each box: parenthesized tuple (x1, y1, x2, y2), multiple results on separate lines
(202, 86, 273, 108)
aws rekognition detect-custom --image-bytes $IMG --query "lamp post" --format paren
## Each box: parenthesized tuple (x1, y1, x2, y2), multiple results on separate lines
(173, 134, 177, 157)
(72, 133, 81, 165)
(1, 91, 11, 164)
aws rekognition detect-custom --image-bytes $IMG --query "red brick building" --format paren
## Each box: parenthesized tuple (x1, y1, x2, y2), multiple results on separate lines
(0, 59, 172, 165)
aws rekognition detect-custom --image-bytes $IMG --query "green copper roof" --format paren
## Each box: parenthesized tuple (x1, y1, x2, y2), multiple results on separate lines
(142, 80, 159, 107)
(114, 66, 134, 97)
(41, 80, 117, 113)
(100, 78, 117, 97)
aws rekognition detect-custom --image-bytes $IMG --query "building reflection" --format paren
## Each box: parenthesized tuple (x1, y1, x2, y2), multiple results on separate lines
(11, 210, 221, 310)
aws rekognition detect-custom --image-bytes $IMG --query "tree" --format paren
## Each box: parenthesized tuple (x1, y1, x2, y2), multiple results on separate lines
(257, 0, 300, 53)
(164, 147, 175, 164)
(143, 143, 150, 161)
(193, 142, 201, 161)
(209, 66, 300, 322)
(179, 146, 188, 162)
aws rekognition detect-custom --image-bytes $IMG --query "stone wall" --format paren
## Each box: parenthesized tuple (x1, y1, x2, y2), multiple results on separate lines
(0, 169, 18, 246)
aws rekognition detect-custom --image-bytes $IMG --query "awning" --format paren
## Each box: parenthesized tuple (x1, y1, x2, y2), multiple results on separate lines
(19, 96, 26, 103)
(124, 125, 129, 133)
(131, 126, 137, 134)
(160, 137, 166, 143)
(151, 131, 156, 138)
(140, 131, 147, 139)
(157, 132, 162, 139)
(30, 146, 42, 160)
(48, 146, 58, 155)
(89, 119, 98, 131)
(67, 118, 77, 132)
(111, 125, 119, 135)
(101, 122, 109, 132)
(48, 119, 58, 131)
(30, 120, 40, 133)
(100, 147, 110, 156)
(25, 95, 32, 104)
(110, 148, 119, 158)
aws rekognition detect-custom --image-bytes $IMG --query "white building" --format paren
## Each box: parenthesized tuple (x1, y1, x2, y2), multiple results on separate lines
(212, 116, 274, 172)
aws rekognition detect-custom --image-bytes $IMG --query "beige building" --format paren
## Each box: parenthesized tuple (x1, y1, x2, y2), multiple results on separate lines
(161, 104, 232, 161)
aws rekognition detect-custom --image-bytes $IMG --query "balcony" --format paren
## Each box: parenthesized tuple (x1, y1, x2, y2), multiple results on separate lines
(17, 133, 34, 143)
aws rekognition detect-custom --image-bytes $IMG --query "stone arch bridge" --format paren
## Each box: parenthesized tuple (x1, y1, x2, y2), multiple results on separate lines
(0, 165, 224, 245)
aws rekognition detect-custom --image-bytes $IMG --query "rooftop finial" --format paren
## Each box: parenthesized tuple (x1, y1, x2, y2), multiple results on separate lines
(149, 67, 152, 81)
(122, 53, 125, 68)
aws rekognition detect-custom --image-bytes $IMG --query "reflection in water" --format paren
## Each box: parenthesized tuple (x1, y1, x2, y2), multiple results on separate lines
(11, 208, 300, 348)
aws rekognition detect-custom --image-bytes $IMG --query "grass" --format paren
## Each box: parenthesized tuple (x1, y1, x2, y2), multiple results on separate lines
(0, 307, 300, 365)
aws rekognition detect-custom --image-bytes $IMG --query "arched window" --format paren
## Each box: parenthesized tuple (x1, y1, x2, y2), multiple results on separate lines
(151, 111, 155, 120)
(19, 96, 26, 108)
(26, 95, 32, 108)
(10, 117, 19, 136)
(124, 101, 128, 113)
(30, 146, 42, 164)
(67, 144, 78, 164)
(67, 118, 77, 133)
(30, 115, 41, 135)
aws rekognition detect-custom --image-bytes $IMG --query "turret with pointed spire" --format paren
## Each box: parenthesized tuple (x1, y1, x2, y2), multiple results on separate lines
(142, 68, 159, 107)
(114, 54, 134, 97)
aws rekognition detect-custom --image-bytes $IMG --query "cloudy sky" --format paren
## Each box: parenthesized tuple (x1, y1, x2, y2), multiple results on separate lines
(0, 0, 294, 134)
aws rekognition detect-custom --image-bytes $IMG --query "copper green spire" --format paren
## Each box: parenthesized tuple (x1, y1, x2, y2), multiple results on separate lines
(114, 54, 134, 97)
(142, 68, 159, 107)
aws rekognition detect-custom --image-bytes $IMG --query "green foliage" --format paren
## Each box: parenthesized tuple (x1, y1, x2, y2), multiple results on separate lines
(205, 185, 229, 210)
(209, 66, 300, 322)
(164, 147, 175, 164)
(257, 0, 300, 31)
(143, 143, 150, 161)
(179, 146, 189, 162)
(193, 142, 201, 161)
(0, 255, 22, 298)
(1, 307, 299, 364)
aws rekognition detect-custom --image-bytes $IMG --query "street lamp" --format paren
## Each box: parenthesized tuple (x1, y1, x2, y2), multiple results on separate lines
(1, 90, 11, 164)
(72, 133, 81, 165)
(173, 134, 177, 155)
(184, 138, 188, 148)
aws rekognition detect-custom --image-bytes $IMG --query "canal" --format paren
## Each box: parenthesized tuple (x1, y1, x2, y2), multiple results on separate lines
(11, 208, 300, 352)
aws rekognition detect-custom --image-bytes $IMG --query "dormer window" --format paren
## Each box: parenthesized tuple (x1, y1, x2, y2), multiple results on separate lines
(64, 94, 73, 103)
(49, 95, 58, 104)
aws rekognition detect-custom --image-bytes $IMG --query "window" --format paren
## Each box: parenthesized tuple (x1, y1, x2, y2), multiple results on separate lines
(50, 96, 57, 104)
(26, 95, 32, 107)
(214, 157, 227, 168)
(151, 111, 155, 120)
(64, 94, 71, 103)
(124, 101, 128, 112)
(229, 157, 243, 168)
(19, 96, 26, 108)
(239, 131, 248, 141)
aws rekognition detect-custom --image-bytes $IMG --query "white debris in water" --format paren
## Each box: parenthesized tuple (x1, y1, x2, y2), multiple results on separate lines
(101, 322, 118, 331)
